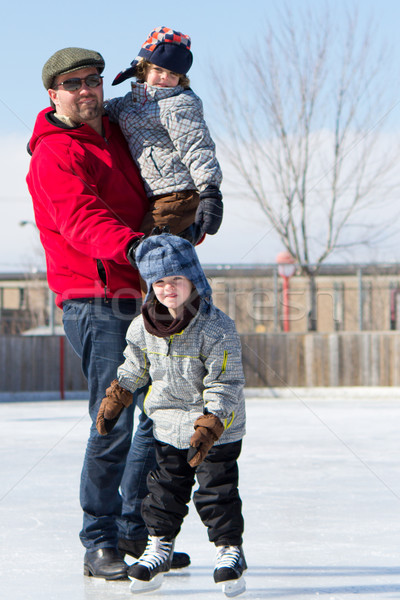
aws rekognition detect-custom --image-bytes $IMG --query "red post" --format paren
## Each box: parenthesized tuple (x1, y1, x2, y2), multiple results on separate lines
(276, 251, 296, 333)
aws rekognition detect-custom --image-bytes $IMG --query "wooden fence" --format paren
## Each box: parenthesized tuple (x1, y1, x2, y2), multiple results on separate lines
(0, 335, 86, 394)
(240, 332, 400, 387)
(1, 332, 400, 394)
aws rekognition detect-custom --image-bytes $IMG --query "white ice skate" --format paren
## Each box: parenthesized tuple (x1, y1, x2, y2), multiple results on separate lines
(213, 545, 247, 597)
(128, 535, 175, 594)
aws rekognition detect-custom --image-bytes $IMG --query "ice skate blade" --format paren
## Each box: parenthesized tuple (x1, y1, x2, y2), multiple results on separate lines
(129, 573, 164, 594)
(219, 576, 246, 597)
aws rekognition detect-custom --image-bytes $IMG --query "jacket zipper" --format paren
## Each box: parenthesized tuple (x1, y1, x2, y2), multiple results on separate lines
(149, 147, 162, 175)
(166, 336, 173, 356)
(97, 259, 108, 302)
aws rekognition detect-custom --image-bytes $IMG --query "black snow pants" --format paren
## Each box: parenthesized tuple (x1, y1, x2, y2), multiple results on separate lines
(141, 439, 244, 546)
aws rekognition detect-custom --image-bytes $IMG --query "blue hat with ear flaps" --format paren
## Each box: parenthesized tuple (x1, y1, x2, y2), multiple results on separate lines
(112, 26, 193, 85)
(135, 233, 211, 303)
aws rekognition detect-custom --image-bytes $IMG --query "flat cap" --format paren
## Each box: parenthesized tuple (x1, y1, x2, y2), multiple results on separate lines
(42, 47, 105, 90)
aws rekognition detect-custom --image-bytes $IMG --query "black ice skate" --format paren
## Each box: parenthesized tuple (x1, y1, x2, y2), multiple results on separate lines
(213, 545, 247, 597)
(118, 537, 191, 569)
(128, 535, 175, 593)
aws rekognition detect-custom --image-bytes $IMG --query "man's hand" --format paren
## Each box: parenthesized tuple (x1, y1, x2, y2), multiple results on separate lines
(96, 379, 133, 435)
(127, 227, 170, 268)
(187, 413, 224, 467)
(126, 237, 144, 269)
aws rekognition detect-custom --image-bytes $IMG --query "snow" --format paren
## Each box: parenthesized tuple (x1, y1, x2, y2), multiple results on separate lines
(1, 390, 400, 599)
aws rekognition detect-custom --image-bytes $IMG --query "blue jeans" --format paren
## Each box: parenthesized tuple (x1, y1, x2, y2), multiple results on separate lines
(62, 297, 156, 550)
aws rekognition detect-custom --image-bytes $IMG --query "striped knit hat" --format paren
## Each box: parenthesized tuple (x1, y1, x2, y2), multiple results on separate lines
(112, 26, 193, 85)
(135, 233, 211, 303)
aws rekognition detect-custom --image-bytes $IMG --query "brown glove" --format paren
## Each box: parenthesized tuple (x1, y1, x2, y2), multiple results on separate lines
(96, 379, 133, 435)
(187, 413, 224, 468)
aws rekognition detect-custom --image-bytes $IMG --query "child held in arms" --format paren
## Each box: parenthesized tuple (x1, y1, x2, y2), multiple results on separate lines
(106, 26, 223, 246)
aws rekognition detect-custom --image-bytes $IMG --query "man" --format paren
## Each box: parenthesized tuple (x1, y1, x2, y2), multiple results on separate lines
(26, 47, 188, 580)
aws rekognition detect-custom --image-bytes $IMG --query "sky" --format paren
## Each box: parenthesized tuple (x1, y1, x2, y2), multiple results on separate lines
(2, 0, 400, 272)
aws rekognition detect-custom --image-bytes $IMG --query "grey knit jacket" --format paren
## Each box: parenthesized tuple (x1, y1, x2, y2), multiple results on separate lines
(105, 82, 223, 198)
(117, 299, 246, 450)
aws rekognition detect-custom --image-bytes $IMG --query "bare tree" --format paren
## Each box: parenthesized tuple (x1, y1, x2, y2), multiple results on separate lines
(212, 3, 400, 329)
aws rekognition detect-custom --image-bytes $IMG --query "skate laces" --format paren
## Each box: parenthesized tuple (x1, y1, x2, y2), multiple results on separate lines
(215, 545, 241, 569)
(139, 537, 173, 569)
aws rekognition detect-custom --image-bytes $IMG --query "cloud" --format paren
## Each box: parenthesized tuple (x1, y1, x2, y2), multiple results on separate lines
(4, 128, 399, 275)
(0, 132, 284, 272)
(0, 134, 43, 272)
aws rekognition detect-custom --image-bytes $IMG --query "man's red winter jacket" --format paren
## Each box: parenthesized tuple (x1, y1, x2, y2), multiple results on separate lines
(26, 108, 149, 307)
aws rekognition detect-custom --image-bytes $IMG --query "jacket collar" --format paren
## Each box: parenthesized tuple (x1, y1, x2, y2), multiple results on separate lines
(130, 81, 184, 103)
(142, 292, 201, 338)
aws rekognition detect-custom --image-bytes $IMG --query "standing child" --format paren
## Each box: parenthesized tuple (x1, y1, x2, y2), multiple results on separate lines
(96, 233, 247, 597)
(106, 26, 223, 245)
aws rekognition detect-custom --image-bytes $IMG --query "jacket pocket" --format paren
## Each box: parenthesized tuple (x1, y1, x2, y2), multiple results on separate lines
(97, 259, 107, 285)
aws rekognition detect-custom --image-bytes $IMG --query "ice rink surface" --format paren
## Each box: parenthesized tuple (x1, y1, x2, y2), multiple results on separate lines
(1, 388, 400, 600)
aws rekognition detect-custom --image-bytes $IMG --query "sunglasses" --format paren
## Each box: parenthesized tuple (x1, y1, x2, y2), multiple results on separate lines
(54, 74, 103, 91)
